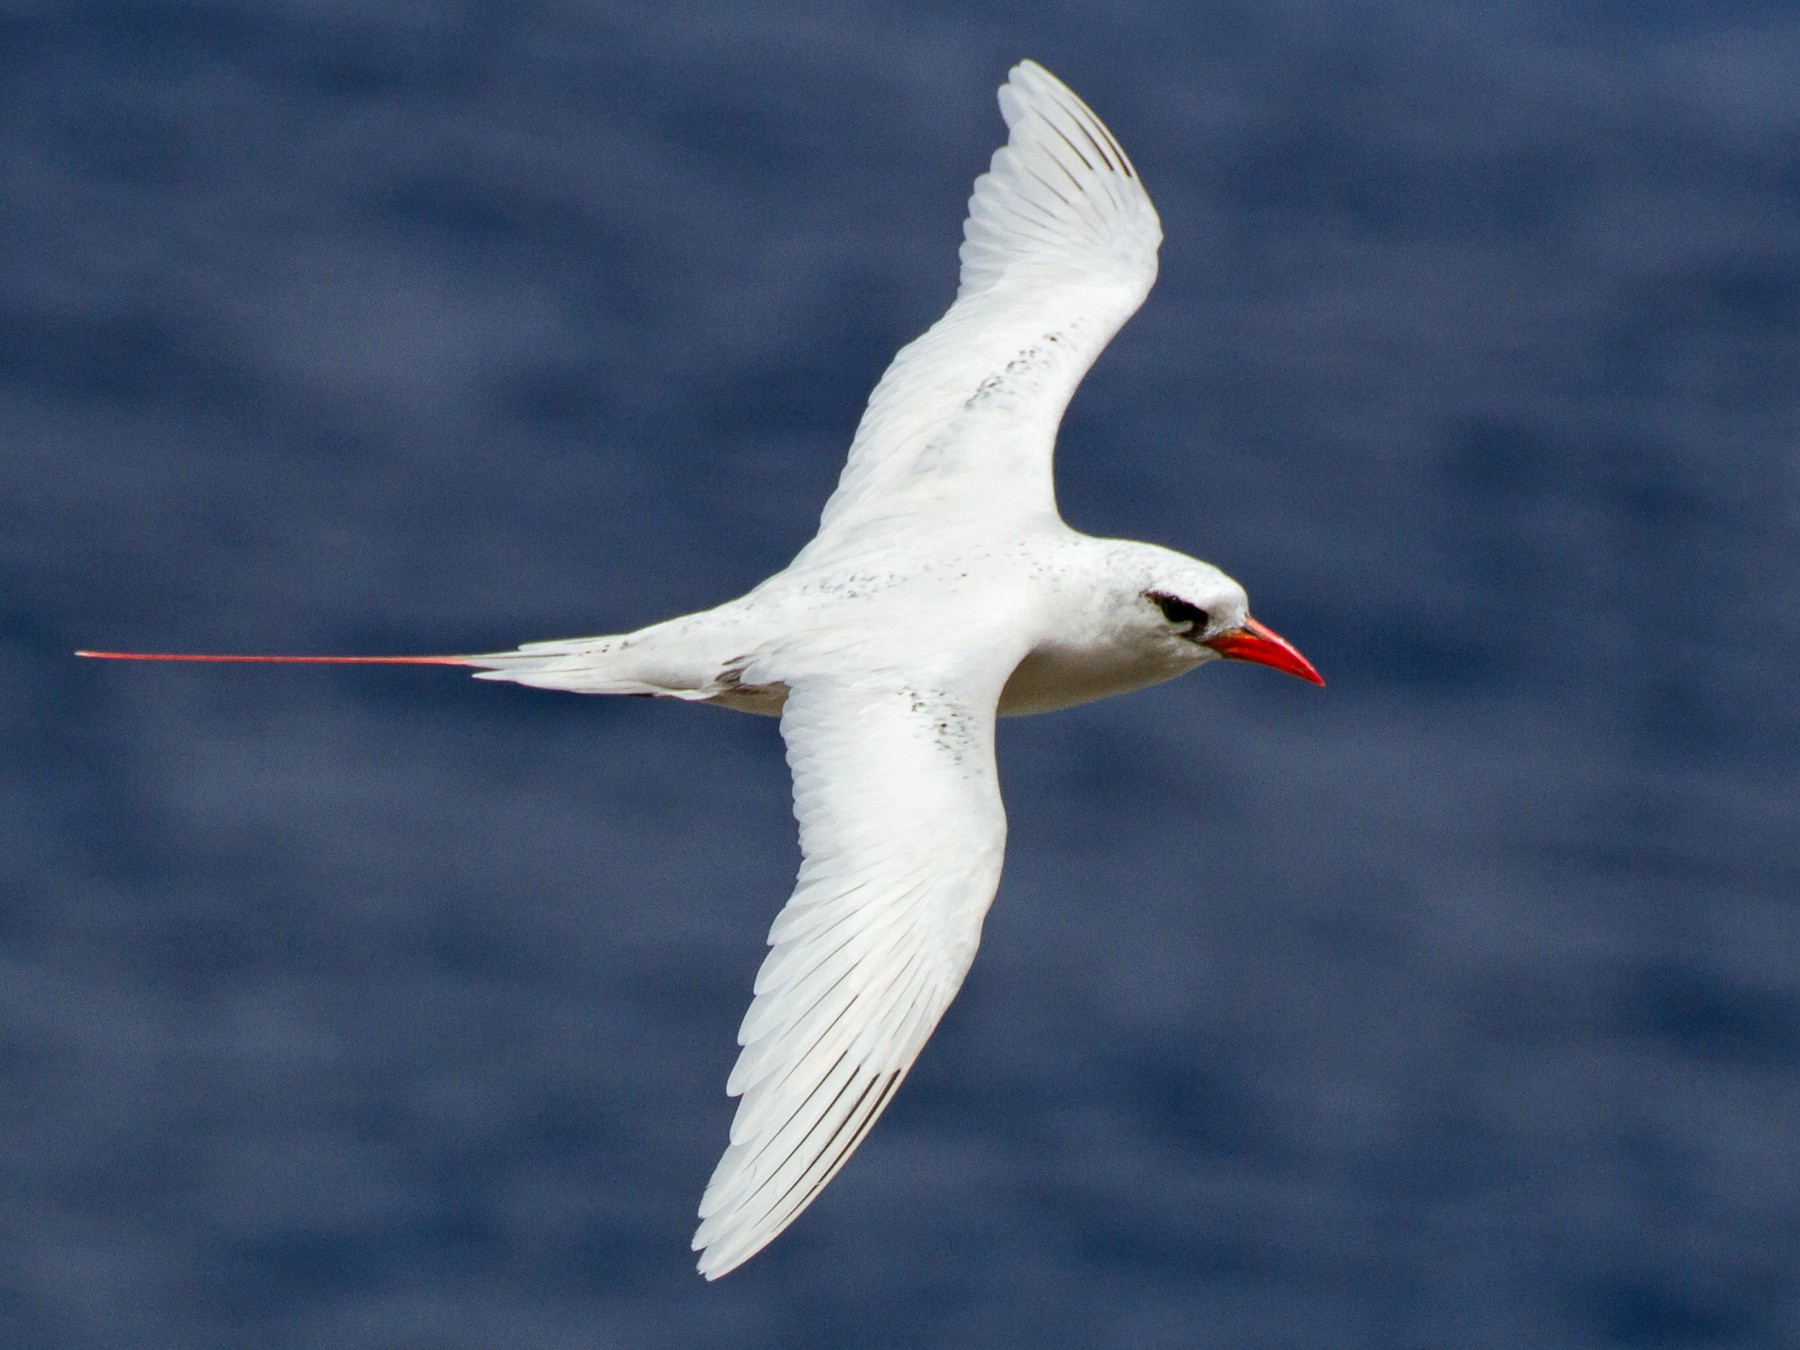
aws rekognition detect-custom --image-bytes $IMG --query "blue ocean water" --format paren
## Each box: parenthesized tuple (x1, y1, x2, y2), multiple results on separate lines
(4, 3, 1797, 1346)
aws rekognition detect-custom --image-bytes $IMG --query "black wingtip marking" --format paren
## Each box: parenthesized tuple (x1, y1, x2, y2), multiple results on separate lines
(1074, 118, 1122, 176)
(1022, 165, 1075, 210)
(780, 1069, 904, 1226)
(1044, 117, 1095, 173)
(731, 1049, 856, 1219)
(765, 1068, 890, 1225)
(1045, 76, 1137, 181)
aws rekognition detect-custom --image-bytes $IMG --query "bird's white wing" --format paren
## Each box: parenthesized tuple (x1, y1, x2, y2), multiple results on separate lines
(692, 672, 1010, 1278)
(793, 60, 1161, 566)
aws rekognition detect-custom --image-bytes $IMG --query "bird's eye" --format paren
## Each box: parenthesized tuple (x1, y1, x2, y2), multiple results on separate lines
(1147, 592, 1209, 631)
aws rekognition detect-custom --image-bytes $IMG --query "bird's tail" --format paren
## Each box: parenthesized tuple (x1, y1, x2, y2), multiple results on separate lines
(76, 650, 475, 666)
(460, 633, 721, 699)
(79, 611, 744, 703)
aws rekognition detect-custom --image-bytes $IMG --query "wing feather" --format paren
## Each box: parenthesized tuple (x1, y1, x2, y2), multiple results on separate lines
(792, 60, 1162, 565)
(692, 676, 1009, 1279)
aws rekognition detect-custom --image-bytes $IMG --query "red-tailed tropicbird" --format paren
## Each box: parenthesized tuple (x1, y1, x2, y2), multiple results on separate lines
(81, 60, 1323, 1278)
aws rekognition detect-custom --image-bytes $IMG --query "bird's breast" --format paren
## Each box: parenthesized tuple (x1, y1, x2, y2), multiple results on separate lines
(997, 639, 1193, 717)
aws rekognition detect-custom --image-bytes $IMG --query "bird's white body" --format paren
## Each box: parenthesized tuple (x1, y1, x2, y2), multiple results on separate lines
(82, 61, 1322, 1280)
(473, 532, 1233, 718)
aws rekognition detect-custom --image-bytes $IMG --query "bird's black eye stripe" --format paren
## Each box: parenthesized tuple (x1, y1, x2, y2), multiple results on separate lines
(1147, 592, 1209, 630)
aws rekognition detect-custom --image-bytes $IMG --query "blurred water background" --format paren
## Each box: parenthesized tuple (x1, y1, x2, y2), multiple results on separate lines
(4, 3, 1798, 1346)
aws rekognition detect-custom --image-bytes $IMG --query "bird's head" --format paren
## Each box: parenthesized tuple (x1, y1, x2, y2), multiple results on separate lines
(1123, 549, 1324, 687)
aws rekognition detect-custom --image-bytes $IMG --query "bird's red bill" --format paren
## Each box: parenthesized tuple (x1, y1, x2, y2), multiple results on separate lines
(1201, 617, 1324, 686)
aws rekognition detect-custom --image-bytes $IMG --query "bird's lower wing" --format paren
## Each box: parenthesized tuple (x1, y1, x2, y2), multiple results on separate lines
(692, 673, 1010, 1278)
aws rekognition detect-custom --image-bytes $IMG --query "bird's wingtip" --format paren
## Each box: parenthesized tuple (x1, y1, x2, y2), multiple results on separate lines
(692, 1240, 744, 1281)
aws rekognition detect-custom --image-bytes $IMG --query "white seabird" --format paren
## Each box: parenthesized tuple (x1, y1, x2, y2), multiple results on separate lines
(81, 60, 1323, 1279)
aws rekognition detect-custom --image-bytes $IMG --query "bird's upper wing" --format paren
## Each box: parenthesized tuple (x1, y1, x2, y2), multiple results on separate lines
(692, 668, 1011, 1278)
(792, 60, 1162, 567)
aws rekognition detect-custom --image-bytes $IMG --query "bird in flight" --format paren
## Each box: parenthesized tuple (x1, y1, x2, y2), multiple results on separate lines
(82, 60, 1322, 1278)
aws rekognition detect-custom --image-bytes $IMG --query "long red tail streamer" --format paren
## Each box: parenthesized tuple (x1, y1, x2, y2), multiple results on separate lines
(75, 651, 471, 665)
